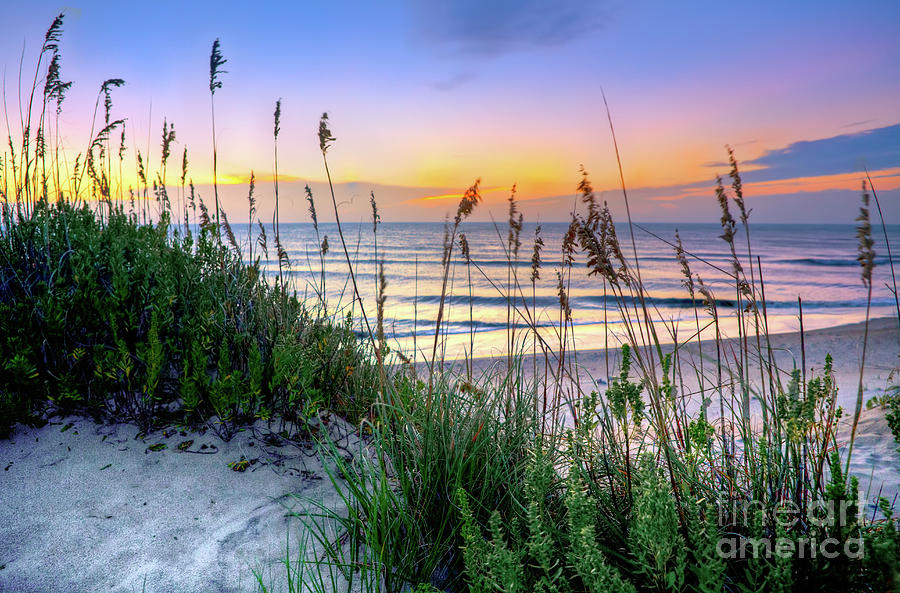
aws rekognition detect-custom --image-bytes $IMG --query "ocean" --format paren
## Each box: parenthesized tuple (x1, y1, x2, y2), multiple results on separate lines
(245, 221, 900, 361)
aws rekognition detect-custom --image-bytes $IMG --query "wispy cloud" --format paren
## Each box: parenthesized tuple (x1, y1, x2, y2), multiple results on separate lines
(840, 119, 874, 129)
(411, 185, 510, 204)
(649, 167, 900, 202)
(409, 0, 608, 57)
(742, 123, 900, 182)
(431, 71, 477, 91)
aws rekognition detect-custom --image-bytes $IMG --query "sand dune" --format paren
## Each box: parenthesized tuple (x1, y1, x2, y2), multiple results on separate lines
(1, 318, 897, 592)
(0, 416, 360, 593)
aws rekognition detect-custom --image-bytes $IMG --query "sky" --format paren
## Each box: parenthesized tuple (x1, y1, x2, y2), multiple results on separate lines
(1, 0, 898, 223)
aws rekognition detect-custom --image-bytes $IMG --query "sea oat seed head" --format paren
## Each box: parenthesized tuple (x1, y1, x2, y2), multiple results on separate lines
(318, 113, 335, 154)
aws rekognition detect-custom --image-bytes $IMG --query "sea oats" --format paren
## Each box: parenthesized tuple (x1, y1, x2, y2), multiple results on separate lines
(318, 112, 335, 154)
(674, 230, 695, 299)
(530, 225, 544, 283)
(556, 270, 572, 321)
(727, 146, 748, 225)
(208, 39, 227, 95)
(856, 180, 876, 288)
(455, 179, 481, 224)
(507, 185, 523, 260)
(459, 232, 471, 264)
(305, 185, 319, 232)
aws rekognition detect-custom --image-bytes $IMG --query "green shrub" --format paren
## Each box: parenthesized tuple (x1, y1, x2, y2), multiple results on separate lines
(0, 201, 377, 437)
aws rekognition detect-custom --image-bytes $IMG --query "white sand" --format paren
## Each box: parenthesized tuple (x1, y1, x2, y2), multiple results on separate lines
(0, 415, 361, 593)
(839, 405, 900, 509)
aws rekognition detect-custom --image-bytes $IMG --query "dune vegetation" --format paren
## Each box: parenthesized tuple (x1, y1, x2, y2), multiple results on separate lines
(2, 14, 899, 593)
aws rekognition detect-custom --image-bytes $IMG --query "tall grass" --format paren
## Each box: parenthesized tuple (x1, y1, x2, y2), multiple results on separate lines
(1, 15, 898, 593)
(0, 16, 379, 440)
(289, 127, 899, 593)
(209, 38, 226, 243)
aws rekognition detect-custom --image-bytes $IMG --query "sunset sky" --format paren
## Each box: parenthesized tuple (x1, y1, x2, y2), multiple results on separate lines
(1, 0, 898, 223)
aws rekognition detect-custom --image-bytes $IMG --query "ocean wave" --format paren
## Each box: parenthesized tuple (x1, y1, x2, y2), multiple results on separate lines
(774, 256, 898, 267)
(390, 292, 896, 311)
(365, 316, 628, 339)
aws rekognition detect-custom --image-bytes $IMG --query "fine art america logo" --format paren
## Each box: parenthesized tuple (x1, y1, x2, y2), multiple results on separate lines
(715, 495, 864, 560)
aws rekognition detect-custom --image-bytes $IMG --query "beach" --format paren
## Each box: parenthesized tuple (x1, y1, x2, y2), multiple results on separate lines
(1, 317, 897, 592)
(485, 316, 900, 501)
(0, 415, 362, 593)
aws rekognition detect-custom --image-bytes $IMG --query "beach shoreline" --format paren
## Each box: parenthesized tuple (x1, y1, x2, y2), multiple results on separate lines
(459, 316, 899, 406)
(459, 314, 900, 508)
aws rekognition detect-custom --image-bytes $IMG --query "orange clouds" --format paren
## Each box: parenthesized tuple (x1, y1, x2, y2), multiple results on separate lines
(217, 173, 305, 186)
(413, 186, 511, 204)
